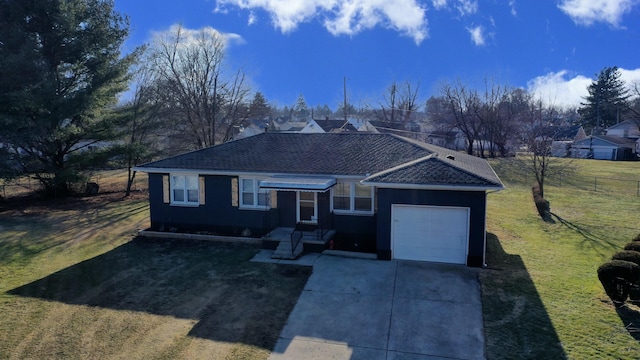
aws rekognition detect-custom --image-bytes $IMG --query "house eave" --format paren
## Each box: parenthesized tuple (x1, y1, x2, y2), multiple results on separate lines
(360, 181, 505, 192)
(259, 176, 337, 191)
(132, 166, 366, 180)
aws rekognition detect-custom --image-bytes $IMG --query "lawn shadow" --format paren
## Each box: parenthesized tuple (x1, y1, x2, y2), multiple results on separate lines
(7, 237, 310, 351)
(481, 232, 567, 359)
(0, 195, 148, 264)
(550, 211, 619, 255)
(616, 304, 640, 342)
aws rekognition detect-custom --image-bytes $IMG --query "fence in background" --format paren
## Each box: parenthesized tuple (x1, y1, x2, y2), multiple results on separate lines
(0, 179, 43, 199)
(551, 174, 640, 196)
(590, 177, 640, 196)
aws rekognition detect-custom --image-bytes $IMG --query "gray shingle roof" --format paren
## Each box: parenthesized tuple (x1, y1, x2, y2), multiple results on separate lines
(362, 156, 500, 187)
(137, 133, 504, 189)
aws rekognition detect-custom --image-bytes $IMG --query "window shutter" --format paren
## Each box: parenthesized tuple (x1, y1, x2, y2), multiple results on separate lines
(231, 178, 238, 207)
(199, 176, 205, 205)
(270, 190, 277, 209)
(162, 175, 170, 203)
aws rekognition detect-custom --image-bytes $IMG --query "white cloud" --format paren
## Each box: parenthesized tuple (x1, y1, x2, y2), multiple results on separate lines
(151, 24, 245, 49)
(558, 0, 639, 26)
(509, 0, 517, 16)
(429, 0, 477, 15)
(431, 0, 448, 10)
(467, 25, 485, 46)
(248, 11, 257, 25)
(455, 0, 478, 16)
(527, 68, 640, 108)
(215, 0, 428, 44)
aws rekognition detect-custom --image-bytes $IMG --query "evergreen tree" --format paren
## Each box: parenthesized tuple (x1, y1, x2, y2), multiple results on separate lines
(578, 66, 631, 132)
(0, 0, 138, 196)
(293, 94, 309, 120)
(314, 104, 333, 119)
(249, 91, 271, 119)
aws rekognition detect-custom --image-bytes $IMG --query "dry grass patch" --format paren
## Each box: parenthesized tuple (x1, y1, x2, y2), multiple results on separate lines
(1, 171, 310, 359)
(483, 158, 640, 359)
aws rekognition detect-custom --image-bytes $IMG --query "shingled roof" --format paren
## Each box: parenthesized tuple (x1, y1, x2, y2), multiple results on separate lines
(136, 133, 504, 190)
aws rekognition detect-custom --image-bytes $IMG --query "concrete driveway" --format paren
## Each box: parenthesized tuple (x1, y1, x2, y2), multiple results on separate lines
(269, 255, 485, 360)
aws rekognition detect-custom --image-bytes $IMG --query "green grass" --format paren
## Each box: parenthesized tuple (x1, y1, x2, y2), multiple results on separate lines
(483, 157, 640, 359)
(0, 172, 310, 360)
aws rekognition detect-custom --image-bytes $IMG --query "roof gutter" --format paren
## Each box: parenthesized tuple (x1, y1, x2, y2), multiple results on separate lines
(359, 181, 505, 192)
(131, 166, 366, 180)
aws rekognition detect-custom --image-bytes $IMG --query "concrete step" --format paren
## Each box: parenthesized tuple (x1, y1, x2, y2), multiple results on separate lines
(271, 240, 303, 260)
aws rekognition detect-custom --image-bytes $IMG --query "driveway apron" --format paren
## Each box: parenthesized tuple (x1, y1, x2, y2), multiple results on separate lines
(269, 255, 485, 360)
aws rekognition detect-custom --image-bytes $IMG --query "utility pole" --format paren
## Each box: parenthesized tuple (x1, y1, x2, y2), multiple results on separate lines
(343, 76, 348, 123)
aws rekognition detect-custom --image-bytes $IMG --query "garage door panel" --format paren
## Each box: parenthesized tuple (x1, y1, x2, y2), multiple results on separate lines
(392, 205, 469, 264)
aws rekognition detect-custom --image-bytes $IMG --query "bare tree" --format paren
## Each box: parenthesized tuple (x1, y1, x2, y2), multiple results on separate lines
(115, 63, 167, 196)
(492, 88, 530, 157)
(377, 80, 421, 124)
(148, 24, 249, 149)
(521, 99, 561, 198)
(440, 81, 483, 155)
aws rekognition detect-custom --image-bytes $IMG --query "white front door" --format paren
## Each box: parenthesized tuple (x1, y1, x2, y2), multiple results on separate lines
(297, 192, 317, 224)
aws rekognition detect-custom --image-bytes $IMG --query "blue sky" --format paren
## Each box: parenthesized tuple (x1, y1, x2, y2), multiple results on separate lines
(114, 0, 640, 110)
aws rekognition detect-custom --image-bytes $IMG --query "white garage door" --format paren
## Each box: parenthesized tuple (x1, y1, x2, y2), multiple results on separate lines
(392, 205, 469, 264)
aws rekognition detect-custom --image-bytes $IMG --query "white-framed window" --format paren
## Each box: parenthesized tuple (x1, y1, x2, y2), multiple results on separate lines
(240, 178, 269, 209)
(331, 181, 373, 213)
(171, 174, 199, 206)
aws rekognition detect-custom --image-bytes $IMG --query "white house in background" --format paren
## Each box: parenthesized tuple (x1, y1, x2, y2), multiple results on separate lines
(300, 119, 357, 133)
(347, 117, 378, 132)
(234, 119, 270, 140)
(605, 120, 640, 140)
(570, 135, 637, 160)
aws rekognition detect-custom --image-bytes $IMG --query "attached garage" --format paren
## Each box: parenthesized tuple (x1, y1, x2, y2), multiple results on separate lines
(391, 204, 469, 264)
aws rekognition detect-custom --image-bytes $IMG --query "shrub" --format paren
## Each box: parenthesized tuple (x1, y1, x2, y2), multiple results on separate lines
(597, 260, 640, 304)
(531, 185, 550, 218)
(632, 233, 640, 242)
(611, 250, 640, 266)
(623, 242, 640, 252)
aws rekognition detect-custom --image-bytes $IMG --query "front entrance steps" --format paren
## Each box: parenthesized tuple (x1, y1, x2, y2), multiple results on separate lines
(263, 227, 336, 260)
(271, 240, 304, 260)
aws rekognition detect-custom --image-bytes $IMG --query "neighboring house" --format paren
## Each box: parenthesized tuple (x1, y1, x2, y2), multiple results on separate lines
(370, 120, 427, 141)
(539, 125, 587, 142)
(134, 133, 504, 267)
(272, 120, 307, 133)
(605, 119, 640, 140)
(534, 125, 587, 158)
(347, 117, 378, 132)
(570, 135, 637, 160)
(300, 119, 358, 133)
(233, 119, 270, 140)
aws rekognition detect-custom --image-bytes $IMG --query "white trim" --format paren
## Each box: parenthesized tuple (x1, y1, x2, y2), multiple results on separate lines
(259, 176, 336, 191)
(239, 177, 269, 210)
(391, 204, 470, 264)
(138, 168, 504, 192)
(360, 181, 503, 192)
(297, 191, 318, 224)
(330, 181, 374, 214)
(133, 167, 365, 180)
(170, 173, 200, 207)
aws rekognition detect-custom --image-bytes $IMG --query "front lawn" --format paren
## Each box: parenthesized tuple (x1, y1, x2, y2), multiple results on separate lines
(0, 175, 310, 360)
(482, 157, 640, 359)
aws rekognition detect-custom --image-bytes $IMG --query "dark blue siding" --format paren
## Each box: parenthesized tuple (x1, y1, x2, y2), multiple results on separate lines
(333, 214, 376, 236)
(376, 188, 487, 267)
(148, 173, 277, 236)
(277, 191, 296, 227)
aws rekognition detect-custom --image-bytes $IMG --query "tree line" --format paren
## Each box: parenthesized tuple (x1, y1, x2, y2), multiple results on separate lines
(0, 0, 638, 198)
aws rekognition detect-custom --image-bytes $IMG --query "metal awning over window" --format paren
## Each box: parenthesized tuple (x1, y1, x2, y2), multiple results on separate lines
(259, 176, 336, 192)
